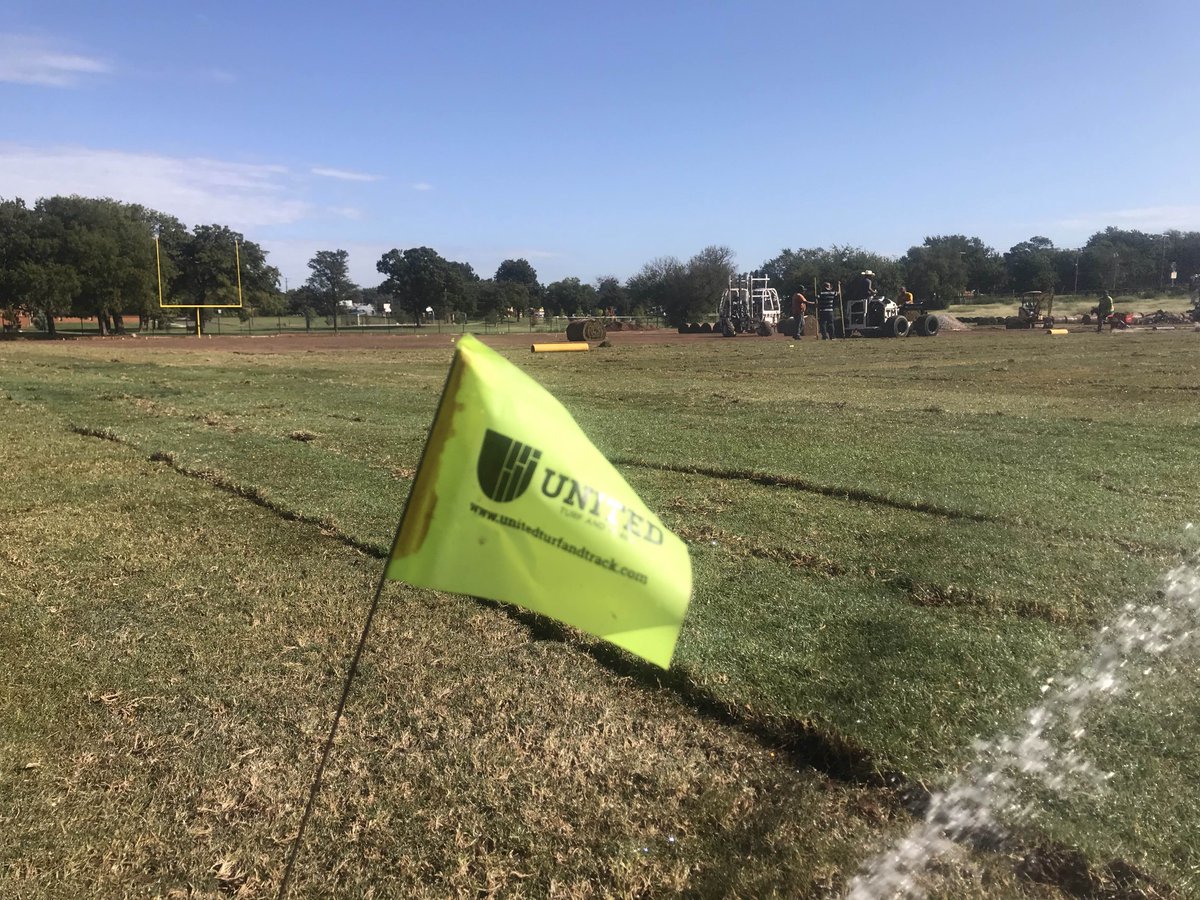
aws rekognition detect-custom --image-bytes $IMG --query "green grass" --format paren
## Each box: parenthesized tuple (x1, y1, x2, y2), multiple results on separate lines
(2, 328, 1198, 897)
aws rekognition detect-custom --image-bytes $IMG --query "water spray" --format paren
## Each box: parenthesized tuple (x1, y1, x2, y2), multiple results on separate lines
(846, 560, 1200, 899)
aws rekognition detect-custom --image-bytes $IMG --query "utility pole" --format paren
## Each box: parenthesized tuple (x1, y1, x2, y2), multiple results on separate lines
(1159, 232, 1169, 292)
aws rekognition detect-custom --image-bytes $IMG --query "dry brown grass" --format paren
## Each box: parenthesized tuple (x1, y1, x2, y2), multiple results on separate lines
(0, 393, 1080, 899)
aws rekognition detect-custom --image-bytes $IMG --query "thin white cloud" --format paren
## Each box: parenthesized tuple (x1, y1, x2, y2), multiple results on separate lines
(329, 206, 364, 220)
(311, 166, 381, 182)
(1052, 206, 1200, 233)
(410, 181, 434, 191)
(0, 33, 112, 87)
(0, 144, 309, 228)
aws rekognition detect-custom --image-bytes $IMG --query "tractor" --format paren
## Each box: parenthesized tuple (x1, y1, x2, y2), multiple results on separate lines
(841, 294, 940, 338)
(1004, 291, 1056, 329)
(717, 273, 782, 337)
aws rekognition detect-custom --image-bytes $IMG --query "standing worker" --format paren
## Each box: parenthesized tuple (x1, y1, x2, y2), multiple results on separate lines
(816, 282, 839, 340)
(1096, 290, 1114, 332)
(791, 291, 808, 337)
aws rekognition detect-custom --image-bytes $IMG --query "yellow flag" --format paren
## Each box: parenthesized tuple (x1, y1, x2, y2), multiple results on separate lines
(386, 334, 691, 668)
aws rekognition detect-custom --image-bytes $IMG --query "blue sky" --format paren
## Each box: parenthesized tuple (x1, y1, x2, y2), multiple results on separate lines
(2, 1, 1197, 288)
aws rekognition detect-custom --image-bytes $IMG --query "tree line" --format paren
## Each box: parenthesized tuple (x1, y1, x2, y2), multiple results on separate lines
(0, 196, 279, 336)
(3, 193, 1198, 334)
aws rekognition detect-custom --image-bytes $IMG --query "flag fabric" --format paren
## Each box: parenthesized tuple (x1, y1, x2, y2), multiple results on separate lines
(385, 334, 692, 668)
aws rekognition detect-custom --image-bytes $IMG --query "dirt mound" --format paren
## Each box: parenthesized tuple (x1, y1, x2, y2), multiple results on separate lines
(932, 314, 971, 331)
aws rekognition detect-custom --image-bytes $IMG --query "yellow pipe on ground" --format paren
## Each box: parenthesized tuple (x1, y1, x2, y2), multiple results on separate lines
(531, 342, 590, 353)
(1045, 328, 1069, 335)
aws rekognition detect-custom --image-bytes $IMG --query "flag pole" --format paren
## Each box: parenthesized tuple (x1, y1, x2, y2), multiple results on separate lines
(277, 568, 389, 900)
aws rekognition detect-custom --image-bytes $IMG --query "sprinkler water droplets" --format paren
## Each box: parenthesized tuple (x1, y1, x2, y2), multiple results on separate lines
(846, 562, 1200, 900)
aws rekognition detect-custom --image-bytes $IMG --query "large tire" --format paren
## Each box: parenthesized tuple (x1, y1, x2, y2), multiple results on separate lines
(721, 320, 736, 337)
(677, 324, 689, 334)
(699, 322, 713, 333)
(915, 314, 940, 337)
(756, 322, 773, 337)
(887, 315, 910, 338)
(565, 320, 587, 341)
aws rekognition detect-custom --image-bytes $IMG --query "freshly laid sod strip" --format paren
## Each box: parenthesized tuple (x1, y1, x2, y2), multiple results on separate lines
(2, 329, 1198, 895)
(2, 396, 1055, 899)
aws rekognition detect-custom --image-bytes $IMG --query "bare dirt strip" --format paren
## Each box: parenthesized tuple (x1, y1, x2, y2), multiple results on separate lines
(22, 324, 995, 354)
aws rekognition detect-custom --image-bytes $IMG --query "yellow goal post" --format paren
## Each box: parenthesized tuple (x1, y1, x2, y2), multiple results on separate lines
(155, 235, 244, 309)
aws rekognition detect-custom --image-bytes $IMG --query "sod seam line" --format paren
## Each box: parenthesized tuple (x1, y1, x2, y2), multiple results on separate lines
(613, 456, 1186, 557)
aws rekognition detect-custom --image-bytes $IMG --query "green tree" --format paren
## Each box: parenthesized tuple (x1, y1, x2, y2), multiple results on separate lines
(305, 249, 359, 333)
(254, 289, 287, 320)
(626, 257, 687, 322)
(17, 260, 79, 338)
(543, 277, 598, 317)
(174, 224, 277, 332)
(469, 280, 508, 322)
(493, 259, 540, 318)
(760, 245, 900, 300)
(684, 245, 736, 321)
(1164, 231, 1200, 290)
(900, 236, 1001, 307)
(377, 247, 459, 324)
(1078, 227, 1166, 294)
(142, 210, 189, 329)
(444, 261, 480, 320)
(624, 246, 736, 326)
(594, 276, 627, 315)
(1004, 237, 1058, 294)
(0, 198, 33, 331)
(286, 285, 320, 331)
(33, 196, 157, 334)
(495, 259, 539, 292)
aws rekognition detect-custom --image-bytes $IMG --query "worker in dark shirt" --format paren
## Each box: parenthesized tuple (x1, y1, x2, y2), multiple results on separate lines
(816, 282, 839, 340)
(845, 270, 875, 303)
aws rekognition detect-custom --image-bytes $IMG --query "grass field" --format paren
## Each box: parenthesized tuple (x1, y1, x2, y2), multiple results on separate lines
(2, 328, 1198, 898)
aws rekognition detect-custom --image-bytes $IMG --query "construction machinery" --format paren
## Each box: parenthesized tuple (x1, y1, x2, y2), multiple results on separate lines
(841, 295, 940, 338)
(1004, 291, 1056, 329)
(717, 273, 782, 337)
